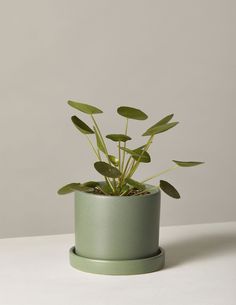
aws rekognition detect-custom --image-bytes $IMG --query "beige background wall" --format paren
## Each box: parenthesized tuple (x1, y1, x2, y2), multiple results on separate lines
(0, 0, 235, 238)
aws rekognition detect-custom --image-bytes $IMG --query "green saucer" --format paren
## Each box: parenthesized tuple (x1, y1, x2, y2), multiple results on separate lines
(69, 246, 165, 275)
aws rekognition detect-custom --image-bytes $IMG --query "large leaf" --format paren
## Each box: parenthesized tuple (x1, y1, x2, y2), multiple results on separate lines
(147, 114, 174, 130)
(126, 178, 146, 190)
(57, 183, 93, 195)
(142, 122, 179, 136)
(117, 106, 148, 120)
(120, 147, 151, 163)
(71, 116, 94, 134)
(93, 126, 106, 153)
(68, 100, 103, 114)
(106, 134, 131, 142)
(94, 161, 121, 178)
(160, 180, 180, 199)
(173, 160, 204, 167)
(108, 155, 119, 167)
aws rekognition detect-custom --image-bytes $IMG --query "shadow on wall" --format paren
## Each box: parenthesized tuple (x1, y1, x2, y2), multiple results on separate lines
(164, 231, 236, 268)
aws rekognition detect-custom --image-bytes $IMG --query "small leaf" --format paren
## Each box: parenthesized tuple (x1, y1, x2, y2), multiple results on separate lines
(108, 155, 119, 166)
(160, 180, 180, 199)
(148, 114, 174, 130)
(142, 122, 179, 136)
(94, 161, 121, 178)
(97, 183, 113, 195)
(68, 100, 103, 114)
(83, 181, 100, 187)
(71, 116, 94, 134)
(57, 183, 93, 195)
(117, 106, 148, 120)
(133, 148, 151, 163)
(120, 147, 151, 163)
(93, 126, 106, 153)
(126, 178, 146, 190)
(173, 160, 204, 167)
(106, 134, 131, 142)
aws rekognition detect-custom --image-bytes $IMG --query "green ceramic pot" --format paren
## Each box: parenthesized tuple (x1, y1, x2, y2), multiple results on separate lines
(69, 184, 165, 275)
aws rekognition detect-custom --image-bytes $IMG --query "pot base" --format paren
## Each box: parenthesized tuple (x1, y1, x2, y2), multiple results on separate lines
(69, 246, 165, 275)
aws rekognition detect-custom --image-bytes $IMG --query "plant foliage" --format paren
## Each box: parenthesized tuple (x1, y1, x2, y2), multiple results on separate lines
(58, 101, 204, 198)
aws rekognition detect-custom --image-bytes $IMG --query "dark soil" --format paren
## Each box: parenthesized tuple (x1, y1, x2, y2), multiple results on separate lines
(93, 188, 150, 196)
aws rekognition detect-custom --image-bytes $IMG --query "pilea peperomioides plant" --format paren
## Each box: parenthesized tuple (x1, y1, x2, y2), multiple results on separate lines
(58, 101, 204, 198)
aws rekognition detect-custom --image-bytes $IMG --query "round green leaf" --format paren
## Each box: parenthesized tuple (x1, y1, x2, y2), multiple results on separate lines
(117, 106, 148, 120)
(120, 147, 151, 163)
(71, 116, 94, 134)
(160, 180, 180, 199)
(142, 122, 179, 136)
(173, 160, 204, 167)
(133, 148, 151, 163)
(57, 183, 93, 195)
(68, 100, 103, 114)
(106, 134, 131, 142)
(94, 161, 121, 178)
(108, 155, 119, 166)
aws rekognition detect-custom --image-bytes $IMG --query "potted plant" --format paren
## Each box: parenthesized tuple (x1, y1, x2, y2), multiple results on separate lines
(58, 101, 203, 275)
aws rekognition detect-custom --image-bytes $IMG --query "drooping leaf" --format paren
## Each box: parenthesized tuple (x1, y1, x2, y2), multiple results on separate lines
(93, 126, 106, 153)
(117, 106, 148, 120)
(71, 116, 94, 134)
(142, 122, 179, 136)
(106, 134, 131, 142)
(83, 181, 100, 187)
(108, 155, 119, 167)
(160, 180, 180, 199)
(120, 147, 151, 163)
(94, 161, 121, 178)
(68, 100, 103, 114)
(57, 183, 93, 195)
(147, 114, 174, 130)
(126, 178, 146, 190)
(173, 160, 204, 167)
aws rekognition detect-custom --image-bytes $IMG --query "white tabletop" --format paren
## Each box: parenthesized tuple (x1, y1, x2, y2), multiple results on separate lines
(0, 222, 235, 305)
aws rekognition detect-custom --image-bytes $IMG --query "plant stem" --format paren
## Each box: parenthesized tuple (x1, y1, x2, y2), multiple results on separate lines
(128, 135, 154, 178)
(121, 118, 129, 172)
(118, 141, 121, 171)
(126, 158, 135, 178)
(120, 155, 132, 186)
(91, 115, 108, 157)
(85, 135, 100, 160)
(140, 165, 179, 183)
(91, 114, 115, 194)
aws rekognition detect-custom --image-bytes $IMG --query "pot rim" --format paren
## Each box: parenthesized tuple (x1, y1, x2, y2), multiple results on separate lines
(75, 182, 160, 199)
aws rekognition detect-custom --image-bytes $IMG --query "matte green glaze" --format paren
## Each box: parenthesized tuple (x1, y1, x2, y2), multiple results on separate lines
(70, 246, 165, 275)
(70, 184, 165, 275)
